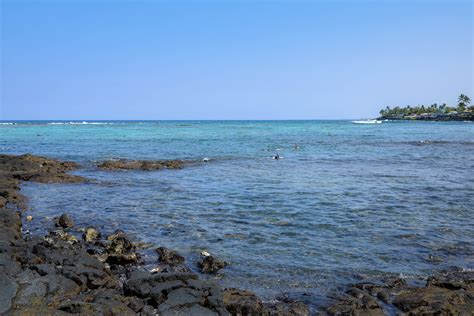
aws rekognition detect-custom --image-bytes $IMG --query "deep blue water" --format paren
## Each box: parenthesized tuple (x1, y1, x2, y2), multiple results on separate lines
(1, 120, 473, 308)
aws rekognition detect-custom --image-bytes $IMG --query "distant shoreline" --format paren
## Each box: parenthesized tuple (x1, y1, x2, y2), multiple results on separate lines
(377, 94, 473, 122)
(378, 112, 474, 122)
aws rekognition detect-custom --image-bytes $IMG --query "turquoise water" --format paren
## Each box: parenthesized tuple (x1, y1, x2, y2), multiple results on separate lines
(1, 120, 474, 307)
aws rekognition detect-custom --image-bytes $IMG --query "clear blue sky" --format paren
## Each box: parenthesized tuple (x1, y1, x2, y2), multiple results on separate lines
(1, 0, 472, 120)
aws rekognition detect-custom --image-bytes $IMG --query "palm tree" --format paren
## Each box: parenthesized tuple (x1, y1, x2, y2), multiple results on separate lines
(457, 94, 471, 112)
(439, 103, 446, 114)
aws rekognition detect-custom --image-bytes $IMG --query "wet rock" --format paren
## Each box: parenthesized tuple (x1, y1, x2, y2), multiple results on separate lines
(223, 288, 265, 316)
(0, 154, 85, 210)
(198, 253, 227, 274)
(106, 229, 127, 241)
(324, 270, 474, 315)
(0, 153, 77, 173)
(56, 213, 74, 228)
(104, 230, 138, 266)
(391, 271, 474, 315)
(106, 252, 139, 265)
(392, 286, 473, 314)
(107, 233, 134, 254)
(156, 247, 185, 265)
(97, 159, 187, 171)
(46, 229, 78, 244)
(18, 172, 84, 184)
(325, 295, 384, 316)
(427, 269, 474, 291)
(82, 227, 101, 242)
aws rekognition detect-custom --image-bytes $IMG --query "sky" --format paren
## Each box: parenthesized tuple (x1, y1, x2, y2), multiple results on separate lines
(0, 0, 472, 120)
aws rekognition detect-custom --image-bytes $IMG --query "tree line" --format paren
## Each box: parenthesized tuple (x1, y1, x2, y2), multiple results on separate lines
(379, 94, 472, 117)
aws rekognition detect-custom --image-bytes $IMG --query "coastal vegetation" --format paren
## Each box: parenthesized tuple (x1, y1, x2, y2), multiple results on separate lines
(378, 94, 473, 121)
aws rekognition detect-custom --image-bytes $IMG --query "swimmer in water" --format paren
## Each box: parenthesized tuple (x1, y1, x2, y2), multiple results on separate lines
(294, 143, 299, 150)
(273, 153, 280, 160)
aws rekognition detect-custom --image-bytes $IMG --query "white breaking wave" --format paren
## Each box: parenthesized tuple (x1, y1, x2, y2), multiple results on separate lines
(48, 121, 111, 125)
(0, 123, 15, 125)
(352, 119, 382, 124)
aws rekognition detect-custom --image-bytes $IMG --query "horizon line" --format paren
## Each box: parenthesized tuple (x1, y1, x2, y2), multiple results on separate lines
(0, 118, 377, 122)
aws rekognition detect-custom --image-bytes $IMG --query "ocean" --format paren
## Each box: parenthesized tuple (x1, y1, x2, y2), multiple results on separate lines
(1, 120, 473, 308)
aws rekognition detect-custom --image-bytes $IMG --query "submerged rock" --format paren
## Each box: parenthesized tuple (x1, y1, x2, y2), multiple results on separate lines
(97, 159, 187, 171)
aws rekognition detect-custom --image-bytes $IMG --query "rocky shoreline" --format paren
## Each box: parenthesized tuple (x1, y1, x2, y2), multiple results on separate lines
(1, 154, 473, 315)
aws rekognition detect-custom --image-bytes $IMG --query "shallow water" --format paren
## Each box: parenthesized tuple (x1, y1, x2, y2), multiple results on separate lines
(2, 120, 474, 307)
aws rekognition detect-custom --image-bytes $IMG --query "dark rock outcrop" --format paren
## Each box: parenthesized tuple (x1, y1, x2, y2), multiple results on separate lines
(56, 213, 74, 228)
(0, 154, 86, 210)
(198, 252, 227, 274)
(155, 247, 185, 265)
(223, 289, 266, 315)
(0, 154, 308, 315)
(324, 270, 474, 315)
(105, 230, 139, 266)
(97, 159, 187, 171)
(82, 227, 101, 242)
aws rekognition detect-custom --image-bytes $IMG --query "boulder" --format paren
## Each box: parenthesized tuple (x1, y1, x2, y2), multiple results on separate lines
(107, 234, 134, 255)
(0, 277, 18, 314)
(155, 247, 185, 265)
(56, 214, 74, 228)
(82, 227, 100, 242)
(106, 253, 139, 265)
(123, 270, 198, 298)
(223, 288, 265, 315)
(197, 253, 226, 274)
